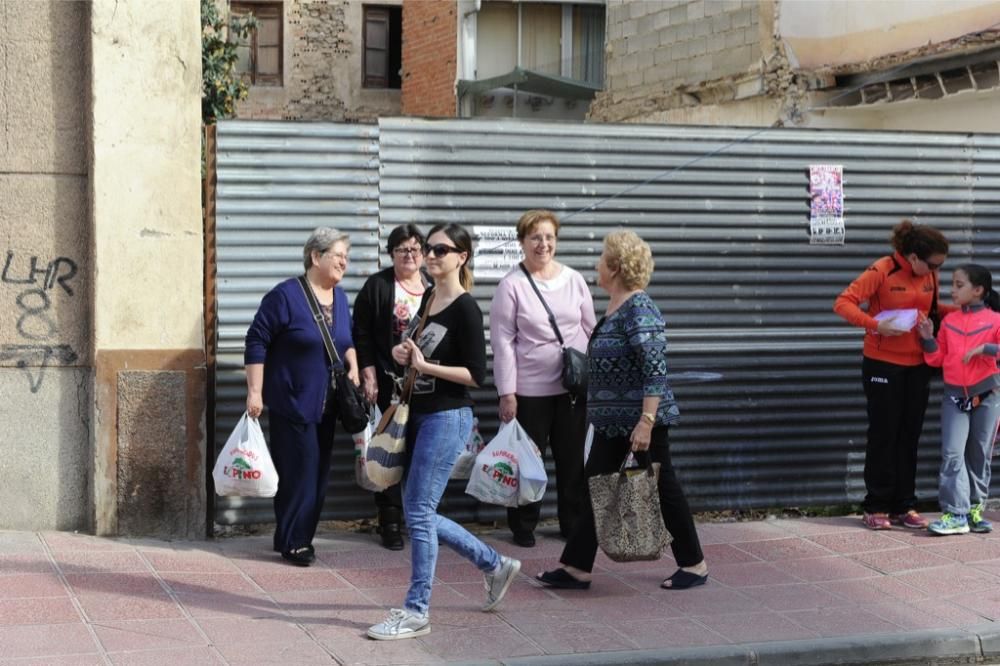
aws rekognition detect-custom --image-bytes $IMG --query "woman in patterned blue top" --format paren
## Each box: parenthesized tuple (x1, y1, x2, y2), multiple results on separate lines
(537, 230, 709, 591)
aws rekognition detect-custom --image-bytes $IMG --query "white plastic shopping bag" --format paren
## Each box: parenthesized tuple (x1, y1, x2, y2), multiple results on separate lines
(450, 417, 486, 480)
(353, 406, 383, 492)
(213, 412, 279, 498)
(466, 418, 547, 507)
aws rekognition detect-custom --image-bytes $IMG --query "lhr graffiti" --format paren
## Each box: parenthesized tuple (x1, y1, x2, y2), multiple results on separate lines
(1, 250, 80, 392)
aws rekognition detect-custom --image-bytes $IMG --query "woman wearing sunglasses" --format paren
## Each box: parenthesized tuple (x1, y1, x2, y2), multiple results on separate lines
(367, 224, 520, 641)
(834, 219, 950, 531)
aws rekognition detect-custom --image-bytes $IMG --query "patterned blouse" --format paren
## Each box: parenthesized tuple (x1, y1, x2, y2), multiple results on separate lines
(588, 291, 680, 437)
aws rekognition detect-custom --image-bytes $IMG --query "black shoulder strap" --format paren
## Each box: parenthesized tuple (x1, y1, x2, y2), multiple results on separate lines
(297, 275, 343, 368)
(519, 262, 564, 347)
(931, 270, 939, 317)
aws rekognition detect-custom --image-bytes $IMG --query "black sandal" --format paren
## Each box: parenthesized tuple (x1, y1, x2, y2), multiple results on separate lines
(536, 568, 591, 590)
(660, 569, 708, 590)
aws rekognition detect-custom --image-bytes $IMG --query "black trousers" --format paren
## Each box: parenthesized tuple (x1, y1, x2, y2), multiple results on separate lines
(560, 426, 704, 572)
(861, 357, 933, 514)
(268, 405, 336, 553)
(507, 394, 587, 537)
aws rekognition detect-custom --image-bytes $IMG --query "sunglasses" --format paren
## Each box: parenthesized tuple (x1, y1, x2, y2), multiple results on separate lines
(424, 243, 463, 258)
(921, 257, 943, 271)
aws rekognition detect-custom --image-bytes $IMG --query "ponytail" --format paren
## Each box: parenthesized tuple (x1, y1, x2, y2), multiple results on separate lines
(986, 288, 1000, 313)
(956, 263, 999, 311)
(459, 263, 474, 292)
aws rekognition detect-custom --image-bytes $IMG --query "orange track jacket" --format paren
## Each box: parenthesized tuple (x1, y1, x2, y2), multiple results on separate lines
(834, 251, 945, 367)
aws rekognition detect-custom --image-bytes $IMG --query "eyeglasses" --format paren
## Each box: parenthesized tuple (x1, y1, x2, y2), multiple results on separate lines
(323, 251, 348, 262)
(527, 234, 557, 245)
(393, 246, 423, 257)
(921, 257, 943, 271)
(424, 243, 463, 258)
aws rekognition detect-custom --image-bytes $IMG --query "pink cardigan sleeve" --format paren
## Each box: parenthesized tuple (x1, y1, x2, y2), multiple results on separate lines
(489, 276, 519, 397)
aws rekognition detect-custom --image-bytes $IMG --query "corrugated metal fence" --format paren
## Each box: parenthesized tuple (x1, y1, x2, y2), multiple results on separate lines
(213, 117, 1000, 527)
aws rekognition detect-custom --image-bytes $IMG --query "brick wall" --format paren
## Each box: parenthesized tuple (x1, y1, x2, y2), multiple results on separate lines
(592, 0, 764, 121)
(401, 0, 457, 117)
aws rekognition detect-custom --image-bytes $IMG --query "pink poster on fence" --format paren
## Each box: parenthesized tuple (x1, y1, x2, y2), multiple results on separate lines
(809, 164, 845, 245)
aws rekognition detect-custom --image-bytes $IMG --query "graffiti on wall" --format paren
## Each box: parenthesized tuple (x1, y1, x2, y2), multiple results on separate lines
(1, 250, 80, 392)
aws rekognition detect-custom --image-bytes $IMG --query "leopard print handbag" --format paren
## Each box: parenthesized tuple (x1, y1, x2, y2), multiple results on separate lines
(589, 454, 673, 562)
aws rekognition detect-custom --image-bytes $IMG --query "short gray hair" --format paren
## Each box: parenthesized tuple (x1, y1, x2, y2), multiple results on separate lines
(303, 227, 350, 271)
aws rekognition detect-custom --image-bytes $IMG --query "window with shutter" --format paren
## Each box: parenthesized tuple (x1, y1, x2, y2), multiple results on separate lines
(231, 2, 283, 87)
(363, 5, 402, 89)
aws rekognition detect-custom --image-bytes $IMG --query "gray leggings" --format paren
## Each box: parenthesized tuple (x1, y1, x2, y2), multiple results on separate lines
(938, 390, 1000, 515)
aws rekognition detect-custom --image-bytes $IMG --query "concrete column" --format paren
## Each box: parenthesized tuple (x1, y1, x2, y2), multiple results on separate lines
(89, 0, 207, 537)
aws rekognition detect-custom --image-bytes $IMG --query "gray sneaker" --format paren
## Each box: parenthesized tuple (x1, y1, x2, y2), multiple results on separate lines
(482, 555, 521, 611)
(367, 608, 430, 640)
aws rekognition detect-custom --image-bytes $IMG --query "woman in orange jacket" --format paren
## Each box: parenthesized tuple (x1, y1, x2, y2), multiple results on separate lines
(834, 219, 950, 531)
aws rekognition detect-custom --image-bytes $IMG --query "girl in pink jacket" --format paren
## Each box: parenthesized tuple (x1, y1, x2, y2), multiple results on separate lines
(918, 264, 1000, 535)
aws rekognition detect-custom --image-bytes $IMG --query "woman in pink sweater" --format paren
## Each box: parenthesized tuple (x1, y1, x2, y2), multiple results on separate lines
(918, 264, 1000, 535)
(490, 210, 596, 547)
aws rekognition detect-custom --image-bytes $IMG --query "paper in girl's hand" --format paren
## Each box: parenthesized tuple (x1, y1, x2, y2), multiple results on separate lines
(874, 308, 918, 330)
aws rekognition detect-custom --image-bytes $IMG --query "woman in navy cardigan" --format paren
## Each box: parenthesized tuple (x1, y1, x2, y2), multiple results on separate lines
(245, 228, 359, 566)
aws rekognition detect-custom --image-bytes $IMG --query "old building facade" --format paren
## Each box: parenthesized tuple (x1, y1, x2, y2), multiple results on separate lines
(593, 0, 1000, 132)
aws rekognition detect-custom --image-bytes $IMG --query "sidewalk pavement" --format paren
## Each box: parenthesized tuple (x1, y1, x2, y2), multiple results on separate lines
(6, 513, 1000, 665)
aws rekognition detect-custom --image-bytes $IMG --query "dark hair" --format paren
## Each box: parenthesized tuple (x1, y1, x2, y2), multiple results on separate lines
(386, 224, 425, 255)
(427, 223, 474, 291)
(891, 219, 949, 261)
(956, 263, 1000, 312)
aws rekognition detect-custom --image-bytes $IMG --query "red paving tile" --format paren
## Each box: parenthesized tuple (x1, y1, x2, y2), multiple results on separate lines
(0, 553, 57, 576)
(93, 618, 206, 652)
(0, 572, 68, 598)
(808, 531, 908, 554)
(779, 556, 879, 582)
(819, 576, 927, 604)
(0, 623, 100, 659)
(175, 592, 287, 620)
(922, 539, 1000, 563)
(740, 583, 848, 611)
(851, 546, 956, 573)
(9, 520, 1000, 664)
(53, 550, 150, 574)
(894, 563, 1000, 596)
(141, 551, 239, 574)
(108, 646, 227, 665)
(707, 561, 807, 587)
(609, 617, 727, 650)
(781, 606, 900, 638)
(732, 537, 833, 561)
(0, 596, 81, 625)
(696, 611, 820, 643)
(76, 591, 185, 621)
(216, 640, 335, 665)
(195, 616, 313, 645)
(417, 623, 544, 660)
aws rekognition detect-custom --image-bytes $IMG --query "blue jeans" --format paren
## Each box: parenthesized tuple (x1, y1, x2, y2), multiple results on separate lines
(939, 390, 1000, 515)
(402, 407, 500, 615)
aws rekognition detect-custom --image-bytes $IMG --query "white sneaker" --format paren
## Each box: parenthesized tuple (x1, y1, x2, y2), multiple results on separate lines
(482, 555, 521, 611)
(366, 608, 430, 640)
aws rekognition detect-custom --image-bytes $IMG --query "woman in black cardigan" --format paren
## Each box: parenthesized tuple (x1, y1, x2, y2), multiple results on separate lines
(353, 224, 431, 550)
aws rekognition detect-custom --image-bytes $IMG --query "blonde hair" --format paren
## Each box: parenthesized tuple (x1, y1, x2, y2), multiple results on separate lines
(604, 230, 654, 291)
(516, 209, 560, 241)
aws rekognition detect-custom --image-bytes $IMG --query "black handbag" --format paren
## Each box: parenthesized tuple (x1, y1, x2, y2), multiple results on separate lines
(519, 263, 588, 401)
(297, 276, 370, 434)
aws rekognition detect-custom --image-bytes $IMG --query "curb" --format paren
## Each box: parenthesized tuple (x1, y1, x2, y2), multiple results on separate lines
(493, 623, 1000, 665)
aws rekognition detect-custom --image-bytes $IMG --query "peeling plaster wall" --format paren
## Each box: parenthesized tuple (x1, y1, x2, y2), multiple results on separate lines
(594, 0, 1000, 132)
(237, 0, 402, 121)
(780, 0, 1000, 70)
(0, 1, 93, 530)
